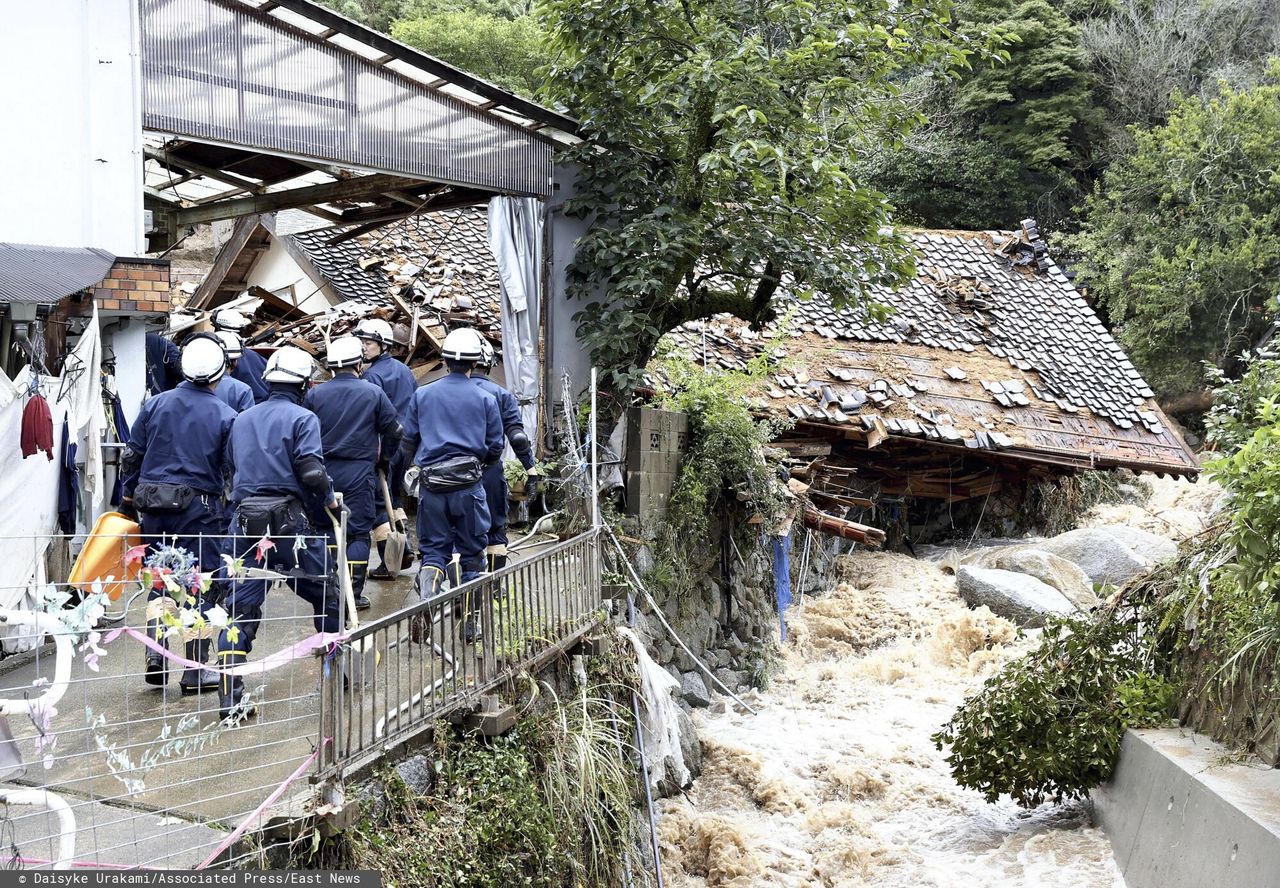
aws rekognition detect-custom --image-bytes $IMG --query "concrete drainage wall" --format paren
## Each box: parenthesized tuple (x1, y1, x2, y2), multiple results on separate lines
(1093, 728, 1280, 888)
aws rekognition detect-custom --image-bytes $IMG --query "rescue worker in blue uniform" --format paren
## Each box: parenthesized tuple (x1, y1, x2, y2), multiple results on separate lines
(121, 336, 236, 693)
(145, 331, 182, 396)
(304, 337, 402, 610)
(472, 341, 538, 577)
(217, 346, 341, 721)
(207, 331, 254, 413)
(401, 328, 502, 643)
(356, 318, 417, 579)
(214, 308, 269, 403)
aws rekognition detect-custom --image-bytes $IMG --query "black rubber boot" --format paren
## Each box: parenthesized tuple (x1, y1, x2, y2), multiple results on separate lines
(352, 561, 371, 610)
(144, 618, 169, 686)
(368, 540, 394, 580)
(179, 639, 220, 694)
(463, 616, 481, 645)
(218, 652, 255, 723)
(489, 552, 509, 598)
(410, 567, 444, 644)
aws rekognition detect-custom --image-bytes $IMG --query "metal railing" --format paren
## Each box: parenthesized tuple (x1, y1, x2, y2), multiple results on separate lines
(318, 528, 603, 778)
(0, 530, 343, 870)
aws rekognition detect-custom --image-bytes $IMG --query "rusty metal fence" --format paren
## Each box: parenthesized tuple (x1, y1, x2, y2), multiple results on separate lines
(317, 528, 603, 778)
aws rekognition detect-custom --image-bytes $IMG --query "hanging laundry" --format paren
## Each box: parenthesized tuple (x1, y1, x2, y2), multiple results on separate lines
(57, 416, 79, 533)
(105, 380, 130, 507)
(20, 389, 54, 460)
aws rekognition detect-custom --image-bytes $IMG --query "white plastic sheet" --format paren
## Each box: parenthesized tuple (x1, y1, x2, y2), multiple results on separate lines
(0, 367, 67, 613)
(488, 196, 544, 450)
(618, 627, 690, 793)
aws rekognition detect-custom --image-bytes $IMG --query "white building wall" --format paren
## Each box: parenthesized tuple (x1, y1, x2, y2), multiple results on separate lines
(0, 1, 143, 256)
(250, 238, 341, 315)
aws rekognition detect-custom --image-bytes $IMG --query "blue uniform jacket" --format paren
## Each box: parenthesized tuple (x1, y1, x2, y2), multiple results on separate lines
(214, 375, 254, 413)
(403, 372, 503, 468)
(124, 382, 236, 497)
(227, 391, 333, 506)
(145, 332, 182, 396)
(362, 353, 415, 425)
(233, 348, 270, 403)
(304, 373, 402, 463)
(472, 374, 535, 470)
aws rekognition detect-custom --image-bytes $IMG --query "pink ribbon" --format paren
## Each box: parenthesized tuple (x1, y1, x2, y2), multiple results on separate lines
(101, 627, 351, 677)
(196, 738, 329, 870)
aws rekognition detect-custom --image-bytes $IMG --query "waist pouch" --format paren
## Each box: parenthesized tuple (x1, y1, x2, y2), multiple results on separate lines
(238, 495, 305, 538)
(134, 482, 196, 514)
(423, 456, 483, 493)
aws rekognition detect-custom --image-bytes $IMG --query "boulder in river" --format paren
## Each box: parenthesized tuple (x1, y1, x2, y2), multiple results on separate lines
(956, 566, 1075, 628)
(1037, 526, 1171, 586)
(963, 547, 1099, 611)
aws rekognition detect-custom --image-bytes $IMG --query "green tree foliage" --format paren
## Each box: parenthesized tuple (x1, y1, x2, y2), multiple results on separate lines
(1068, 71, 1280, 399)
(953, 0, 1101, 171)
(392, 11, 544, 95)
(1077, 0, 1280, 154)
(316, 0, 406, 32)
(862, 0, 1100, 230)
(934, 615, 1171, 807)
(540, 0, 1001, 395)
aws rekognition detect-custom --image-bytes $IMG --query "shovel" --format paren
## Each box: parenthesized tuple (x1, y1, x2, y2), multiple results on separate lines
(328, 493, 378, 689)
(379, 470, 413, 573)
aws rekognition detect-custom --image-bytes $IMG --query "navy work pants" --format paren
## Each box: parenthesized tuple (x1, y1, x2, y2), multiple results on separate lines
(216, 514, 340, 660)
(480, 461, 508, 549)
(139, 493, 227, 607)
(416, 480, 490, 584)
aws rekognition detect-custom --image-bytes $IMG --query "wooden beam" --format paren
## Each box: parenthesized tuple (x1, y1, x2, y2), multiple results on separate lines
(190, 214, 265, 310)
(390, 290, 443, 354)
(801, 504, 885, 548)
(175, 174, 427, 225)
(144, 145, 267, 196)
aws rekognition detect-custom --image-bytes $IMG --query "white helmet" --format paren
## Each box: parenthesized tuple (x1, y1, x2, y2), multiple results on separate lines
(181, 335, 227, 385)
(212, 308, 252, 332)
(354, 318, 395, 347)
(441, 327, 486, 363)
(216, 330, 244, 360)
(478, 339, 496, 369)
(326, 336, 364, 370)
(263, 346, 314, 384)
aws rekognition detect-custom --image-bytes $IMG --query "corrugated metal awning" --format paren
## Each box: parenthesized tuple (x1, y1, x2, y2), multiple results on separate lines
(0, 244, 116, 305)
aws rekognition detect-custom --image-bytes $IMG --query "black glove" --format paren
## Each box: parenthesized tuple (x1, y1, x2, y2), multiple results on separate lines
(376, 458, 390, 478)
(119, 498, 138, 522)
(525, 472, 540, 499)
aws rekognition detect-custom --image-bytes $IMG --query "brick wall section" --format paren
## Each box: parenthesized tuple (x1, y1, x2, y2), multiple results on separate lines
(92, 259, 171, 314)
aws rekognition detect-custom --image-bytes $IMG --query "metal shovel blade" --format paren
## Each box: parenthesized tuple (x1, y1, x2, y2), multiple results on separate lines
(379, 471, 412, 573)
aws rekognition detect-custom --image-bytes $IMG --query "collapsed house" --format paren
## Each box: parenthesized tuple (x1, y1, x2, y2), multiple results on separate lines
(662, 222, 1199, 538)
(183, 206, 504, 379)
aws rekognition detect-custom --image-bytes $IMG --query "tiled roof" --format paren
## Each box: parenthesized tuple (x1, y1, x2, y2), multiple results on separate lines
(664, 224, 1198, 476)
(287, 206, 501, 332)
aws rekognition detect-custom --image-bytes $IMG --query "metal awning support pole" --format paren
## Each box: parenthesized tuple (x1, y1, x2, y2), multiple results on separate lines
(590, 367, 599, 529)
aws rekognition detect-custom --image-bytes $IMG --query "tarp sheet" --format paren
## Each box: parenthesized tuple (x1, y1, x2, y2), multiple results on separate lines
(0, 367, 68, 614)
(488, 196, 543, 452)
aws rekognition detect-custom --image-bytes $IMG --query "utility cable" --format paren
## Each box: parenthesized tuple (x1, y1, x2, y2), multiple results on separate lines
(605, 525, 758, 716)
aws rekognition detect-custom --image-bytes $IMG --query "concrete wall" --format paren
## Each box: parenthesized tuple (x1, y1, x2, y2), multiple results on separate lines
(544, 163, 596, 421)
(1094, 728, 1280, 888)
(0, 1, 143, 256)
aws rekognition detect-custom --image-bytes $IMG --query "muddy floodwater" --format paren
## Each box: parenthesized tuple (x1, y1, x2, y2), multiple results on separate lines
(658, 475, 1221, 886)
(658, 551, 1122, 887)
